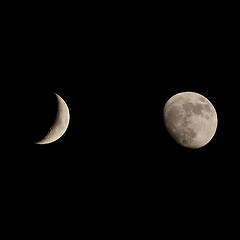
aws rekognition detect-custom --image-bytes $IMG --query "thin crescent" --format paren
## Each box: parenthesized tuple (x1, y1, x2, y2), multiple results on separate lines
(35, 93, 70, 144)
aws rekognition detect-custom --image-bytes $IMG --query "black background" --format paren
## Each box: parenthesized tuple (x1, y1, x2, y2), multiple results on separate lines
(2, 2, 239, 237)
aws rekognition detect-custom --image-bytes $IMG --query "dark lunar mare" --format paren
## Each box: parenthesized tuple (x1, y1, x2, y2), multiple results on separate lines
(163, 92, 218, 148)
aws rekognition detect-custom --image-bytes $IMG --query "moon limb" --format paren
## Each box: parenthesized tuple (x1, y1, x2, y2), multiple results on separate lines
(35, 93, 70, 145)
(163, 92, 218, 149)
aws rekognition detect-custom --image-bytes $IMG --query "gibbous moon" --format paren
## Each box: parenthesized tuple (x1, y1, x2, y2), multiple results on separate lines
(163, 92, 218, 149)
(35, 93, 70, 144)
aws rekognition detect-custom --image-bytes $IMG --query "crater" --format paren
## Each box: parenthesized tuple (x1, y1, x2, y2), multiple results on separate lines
(174, 126, 197, 146)
(199, 96, 206, 102)
(166, 106, 183, 126)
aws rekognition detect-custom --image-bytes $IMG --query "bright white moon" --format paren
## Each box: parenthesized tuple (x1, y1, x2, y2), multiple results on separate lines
(35, 93, 70, 144)
(163, 91, 218, 149)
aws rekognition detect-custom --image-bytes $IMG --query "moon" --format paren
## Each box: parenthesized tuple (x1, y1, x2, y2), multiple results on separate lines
(35, 93, 70, 144)
(163, 92, 218, 149)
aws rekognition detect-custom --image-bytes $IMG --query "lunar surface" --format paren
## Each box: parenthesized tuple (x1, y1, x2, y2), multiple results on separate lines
(163, 92, 218, 148)
(35, 93, 70, 144)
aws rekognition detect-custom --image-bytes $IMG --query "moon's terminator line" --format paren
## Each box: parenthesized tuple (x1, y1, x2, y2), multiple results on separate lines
(163, 92, 218, 149)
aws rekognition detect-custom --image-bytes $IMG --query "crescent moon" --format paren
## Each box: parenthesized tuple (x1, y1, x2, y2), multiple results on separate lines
(35, 93, 70, 144)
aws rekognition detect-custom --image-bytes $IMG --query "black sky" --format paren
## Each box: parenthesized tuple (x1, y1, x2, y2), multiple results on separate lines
(3, 4, 239, 235)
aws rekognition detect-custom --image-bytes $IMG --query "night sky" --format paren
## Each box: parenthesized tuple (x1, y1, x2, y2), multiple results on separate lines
(3, 3, 238, 236)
